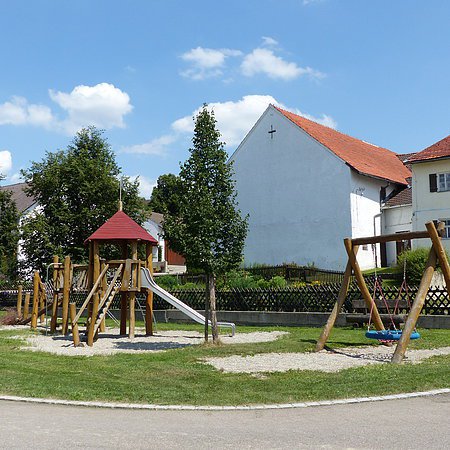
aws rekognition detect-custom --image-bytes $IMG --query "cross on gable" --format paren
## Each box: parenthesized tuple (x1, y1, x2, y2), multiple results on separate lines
(268, 124, 276, 139)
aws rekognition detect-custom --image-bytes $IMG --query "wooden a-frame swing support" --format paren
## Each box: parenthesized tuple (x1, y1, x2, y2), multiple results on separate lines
(316, 221, 450, 364)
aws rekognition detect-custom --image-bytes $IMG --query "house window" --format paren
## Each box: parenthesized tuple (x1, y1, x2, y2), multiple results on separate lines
(440, 219, 450, 239)
(438, 173, 450, 192)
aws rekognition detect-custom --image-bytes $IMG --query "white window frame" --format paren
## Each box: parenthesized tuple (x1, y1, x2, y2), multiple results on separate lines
(437, 172, 450, 192)
(439, 219, 450, 239)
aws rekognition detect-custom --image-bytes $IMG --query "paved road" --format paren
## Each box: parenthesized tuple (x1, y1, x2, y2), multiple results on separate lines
(1, 394, 449, 449)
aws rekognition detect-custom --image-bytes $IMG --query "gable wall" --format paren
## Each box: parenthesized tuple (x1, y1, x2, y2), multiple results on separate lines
(231, 107, 353, 270)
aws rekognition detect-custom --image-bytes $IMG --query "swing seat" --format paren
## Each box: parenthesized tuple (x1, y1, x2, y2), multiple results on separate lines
(365, 330, 420, 341)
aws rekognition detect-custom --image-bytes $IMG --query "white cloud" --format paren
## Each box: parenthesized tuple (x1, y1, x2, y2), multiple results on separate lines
(7, 171, 23, 184)
(49, 83, 133, 134)
(241, 48, 324, 81)
(0, 83, 133, 135)
(180, 47, 242, 80)
(0, 150, 12, 174)
(129, 175, 156, 199)
(122, 134, 176, 156)
(172, 95, 337, 147)
(261, 36, 278, 47)
(0, 96, 54, 128)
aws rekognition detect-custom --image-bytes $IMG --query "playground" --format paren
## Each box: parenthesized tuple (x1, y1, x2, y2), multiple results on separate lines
(1, 211, 449, 406)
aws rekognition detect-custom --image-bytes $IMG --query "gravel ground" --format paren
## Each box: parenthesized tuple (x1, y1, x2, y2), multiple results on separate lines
(10, 328, 288, 357)
(4, 325, 449, 373)
(202, 346, 450, 373)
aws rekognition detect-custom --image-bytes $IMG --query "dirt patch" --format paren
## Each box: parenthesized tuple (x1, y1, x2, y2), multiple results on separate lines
(202, 346, 450, 373)
(12, 328, 288, 357)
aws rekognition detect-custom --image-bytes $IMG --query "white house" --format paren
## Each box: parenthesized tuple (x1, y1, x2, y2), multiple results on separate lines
(380, 154, 413, 266)
(230, 105, 411, 270)
(408, 135, 450, 252)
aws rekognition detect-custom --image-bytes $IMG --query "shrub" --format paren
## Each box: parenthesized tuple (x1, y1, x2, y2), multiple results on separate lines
(0, 308, 18, 325)
(268, 276, 288, 288)
(396, 248, 431, 284)
(155, 275, 181, 290)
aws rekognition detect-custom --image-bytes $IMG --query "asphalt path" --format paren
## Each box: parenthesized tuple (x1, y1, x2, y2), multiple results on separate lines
(1, 394, 449, 449)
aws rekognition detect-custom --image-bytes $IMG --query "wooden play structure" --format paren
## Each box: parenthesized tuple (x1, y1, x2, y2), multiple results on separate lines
(15, 206, 235, 345)
(17, 208, 158, 346)
(316, 220, 450, 363)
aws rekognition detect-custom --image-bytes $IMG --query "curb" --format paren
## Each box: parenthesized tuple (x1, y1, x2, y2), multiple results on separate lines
(1, 388, 449, 411)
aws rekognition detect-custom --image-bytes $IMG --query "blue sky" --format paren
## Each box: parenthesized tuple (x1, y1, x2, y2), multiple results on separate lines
(0, 0, 449, 197)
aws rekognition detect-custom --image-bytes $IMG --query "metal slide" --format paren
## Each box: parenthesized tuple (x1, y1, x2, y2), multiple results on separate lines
(140, 268, 235, 336)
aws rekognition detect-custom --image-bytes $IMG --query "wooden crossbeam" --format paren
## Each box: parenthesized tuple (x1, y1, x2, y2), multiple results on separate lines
(352, 230, 429, 246)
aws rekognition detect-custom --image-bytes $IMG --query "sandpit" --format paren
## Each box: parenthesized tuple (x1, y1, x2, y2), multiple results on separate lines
(11, 328, 288, 357)
(202, 346, 450, 374)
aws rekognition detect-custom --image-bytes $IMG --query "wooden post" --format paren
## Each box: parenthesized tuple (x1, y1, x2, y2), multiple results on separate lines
(23, 292, 30, 320)
(61, 256, 71, 335)
(99, 261, 107, 332)
(145, 243, 154, 336)
(69, 302, 80, 347)
(392, 245, 437, 364)
(344, 238, 385, 331)
(427, 221, 450, 296)
(315, 248, 358, 351)
(50, 255, 59, 332)
(87, 241, 94, 322)
(87, 242, 100, 346)
(39, 282, 45, 324)
(120, 243, 128, 335)
(129, 242, 138, 339)
(30, 271, 40, 329)
(16, 285, 23, 318)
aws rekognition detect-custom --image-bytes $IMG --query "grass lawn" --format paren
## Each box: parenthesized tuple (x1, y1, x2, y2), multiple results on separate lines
(0, 323, 448, 406)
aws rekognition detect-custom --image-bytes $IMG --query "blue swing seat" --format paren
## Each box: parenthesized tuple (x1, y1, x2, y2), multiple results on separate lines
(365, 330, 421, 341)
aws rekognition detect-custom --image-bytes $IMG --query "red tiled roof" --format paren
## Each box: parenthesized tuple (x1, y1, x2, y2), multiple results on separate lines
(408, 135, 450, 163)
(85, 210, 157, 244)
(275, 106, 411, 185)
(385, 186, 412, 207)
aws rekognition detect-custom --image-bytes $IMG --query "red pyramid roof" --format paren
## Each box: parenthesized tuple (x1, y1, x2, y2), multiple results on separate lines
(85, 210, 157, 244)
(275, 106, 411, 186)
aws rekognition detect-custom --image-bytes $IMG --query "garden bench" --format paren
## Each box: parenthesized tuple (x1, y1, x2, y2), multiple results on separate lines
(346, 299, 408, 328)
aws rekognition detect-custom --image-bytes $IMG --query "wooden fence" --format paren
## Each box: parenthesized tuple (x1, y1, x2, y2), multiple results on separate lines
(2, 282, 448, 315)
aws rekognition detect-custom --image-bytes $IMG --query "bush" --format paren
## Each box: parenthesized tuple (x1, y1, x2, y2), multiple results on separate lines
(396, 248, 431, 284)
(155, 275, 181, 290)
(268, 276, 288, 288)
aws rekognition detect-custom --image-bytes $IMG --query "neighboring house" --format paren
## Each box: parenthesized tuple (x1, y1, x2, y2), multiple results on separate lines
(230, 105, 411, 270)
(143, 212, 186, 271)
(0, 182, 37, 217)
(408, 135, 450, 252)
(380, 154, 414, 266)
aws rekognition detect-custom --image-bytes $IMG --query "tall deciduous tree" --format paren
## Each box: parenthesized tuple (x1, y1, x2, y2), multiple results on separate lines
(164, 106, 248, 342)
(0, 175, 20, 280)
(149, 173, 182, 216)
(21, 127, 149, 272)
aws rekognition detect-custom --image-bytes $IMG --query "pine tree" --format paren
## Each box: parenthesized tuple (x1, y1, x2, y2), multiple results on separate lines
(164, 106, 248, 342)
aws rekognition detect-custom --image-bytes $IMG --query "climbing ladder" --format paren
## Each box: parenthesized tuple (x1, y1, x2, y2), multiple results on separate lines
(71, 263, 123, 346)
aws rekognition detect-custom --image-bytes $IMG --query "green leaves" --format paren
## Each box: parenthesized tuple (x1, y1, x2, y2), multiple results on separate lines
(20, 126, 150, 273)
(0, 179, 20, 280)
(163, 105, 248, 276)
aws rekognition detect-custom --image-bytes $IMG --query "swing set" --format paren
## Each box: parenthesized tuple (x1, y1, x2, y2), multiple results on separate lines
(316, 221, 450, 363)
(364, 243, 420, 342)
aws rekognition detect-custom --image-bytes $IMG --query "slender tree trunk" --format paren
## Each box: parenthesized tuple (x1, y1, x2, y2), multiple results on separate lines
(204, 276, 209, 342)
(207, 273, 219, 343)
